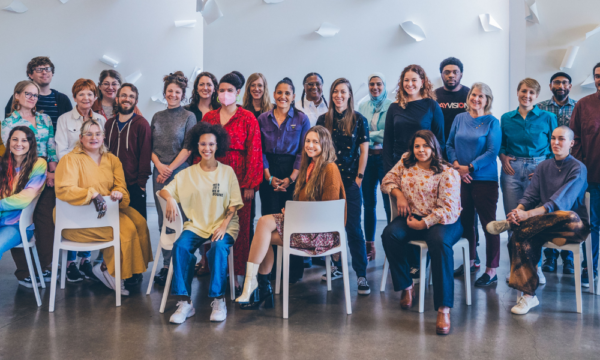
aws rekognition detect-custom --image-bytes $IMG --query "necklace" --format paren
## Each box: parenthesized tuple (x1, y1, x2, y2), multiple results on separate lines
(553, 158, 564, 172)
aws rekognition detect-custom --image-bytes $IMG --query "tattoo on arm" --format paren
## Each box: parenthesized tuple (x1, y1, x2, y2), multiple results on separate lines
(224, 208, 235, 219)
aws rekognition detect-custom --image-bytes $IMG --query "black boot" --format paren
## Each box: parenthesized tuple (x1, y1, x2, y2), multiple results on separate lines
(240, 273, 274, 310)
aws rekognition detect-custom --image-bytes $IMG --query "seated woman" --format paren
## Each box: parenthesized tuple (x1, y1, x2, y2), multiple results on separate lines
(54, 119, 152, 296)
(160, 123, 243, 324)
(0, 126, 47, 259)
(381, 130, 462, 335)
(487, 126, 589, 315)
(235, 125, 346, 308)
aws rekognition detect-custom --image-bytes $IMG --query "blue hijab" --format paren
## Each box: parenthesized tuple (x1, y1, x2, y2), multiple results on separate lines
(366, 73, 388, 112)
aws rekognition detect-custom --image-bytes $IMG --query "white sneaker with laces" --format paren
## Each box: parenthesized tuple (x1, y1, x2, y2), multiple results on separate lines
(93, 263, 129, 296)
(537, 267, 546, 285)
(210, 298, 227, 322)
(321, 266, 343, 281)
(511, 295, 539, 315)
(170, 301, 195, 324)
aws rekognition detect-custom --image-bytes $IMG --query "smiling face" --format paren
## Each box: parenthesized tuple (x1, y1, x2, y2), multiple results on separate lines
(304, 131, 322, 159)
(198, 133, 217, 161)
(369, 77, 384, 97)
(403, 71, 423, 97)
(332, 83, 350, 111)
(594, 67, 600, 92)
(304, 75, 323, 101)
(197, 76, 215, 100)
(518, 84, 538, 108)
(166, 83, 183, 107)
(75, 88, 97, 113)
(468, 88, 487, 112)
(80, 124, 104, 152)
(275, 83, 295, 110)
(99, 76, 120, 102)
(413, 137, 433, 163)
(29, 65, 53, 88)
(15, 84, 39, 111)
(9, 130, 30, 157)
(116, 86, 137, 115)
(250, 78, 265, 100)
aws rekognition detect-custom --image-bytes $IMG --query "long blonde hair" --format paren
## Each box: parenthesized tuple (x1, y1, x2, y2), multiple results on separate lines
(294, 126, 337, 201)
(243, 73, 272, 115)
(74, 119, 108, 155)
(395, 64, 436, 109)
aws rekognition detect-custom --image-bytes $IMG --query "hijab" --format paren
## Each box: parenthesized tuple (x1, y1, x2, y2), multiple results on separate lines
(366, 73, 388, 112)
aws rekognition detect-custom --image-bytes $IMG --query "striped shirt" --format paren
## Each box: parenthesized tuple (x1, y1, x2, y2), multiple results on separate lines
(36, 90, 59, 129)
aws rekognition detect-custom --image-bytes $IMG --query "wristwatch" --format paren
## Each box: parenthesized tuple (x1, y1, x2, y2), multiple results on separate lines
(468, 164, 474, 173)
(357, 173, 364, 179)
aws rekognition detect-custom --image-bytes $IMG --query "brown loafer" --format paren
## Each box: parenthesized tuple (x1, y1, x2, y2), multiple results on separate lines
(436, 311, 451, 335)
(400, 287, 415, 309)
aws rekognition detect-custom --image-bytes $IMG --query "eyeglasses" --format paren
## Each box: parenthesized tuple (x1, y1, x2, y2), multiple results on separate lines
(33, 67, 53, 74)
(119, 94, 137, 100)
(24, 92, 38, 100)
(552, 80, 570, 86)
(101, 82, 120, 88)
(83, 132, 103, 138)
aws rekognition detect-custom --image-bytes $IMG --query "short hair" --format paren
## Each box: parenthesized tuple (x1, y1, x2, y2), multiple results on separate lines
(74, 119, 108, 155)
(26, 56, 55, 76)
(550, 72, 572, 84)
(117, 83, 139, 101)
(554, 125, 575, 141)
(439, 57, 463, 73)
(593, 62, 600, 75)
(187, 122, 230, 158)
(163, 71, 188, 99)
(465, 82, 494, 114)
(72, 78, 98, 98)
(517, 78, 541, 95)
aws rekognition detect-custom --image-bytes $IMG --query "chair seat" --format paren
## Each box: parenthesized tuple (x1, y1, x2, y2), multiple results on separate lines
(544, 241, 580, 251)
(159, 237, 175, 251)
(409, 238, 470, 249)
(58, 238, 117, 251)
(287, 244, 342, 258)
(15, 237, 36, 249)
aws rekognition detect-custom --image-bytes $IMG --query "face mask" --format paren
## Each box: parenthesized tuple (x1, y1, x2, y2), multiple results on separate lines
(218, 91, 237, 106)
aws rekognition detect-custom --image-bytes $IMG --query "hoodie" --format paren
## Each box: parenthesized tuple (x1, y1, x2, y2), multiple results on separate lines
(104, 113, 152, 188)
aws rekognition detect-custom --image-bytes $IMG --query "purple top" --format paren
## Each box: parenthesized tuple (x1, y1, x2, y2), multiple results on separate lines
(258, 107, 310, 170)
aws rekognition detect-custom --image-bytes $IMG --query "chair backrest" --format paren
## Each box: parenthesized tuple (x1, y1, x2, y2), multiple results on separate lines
(282, 200, 346, 245)
(54, 196, 120, 240)
(19, 193, 41, 239)
(586, 192, 590, 219)
(389, 196, 397, 221)
(155, 191, 184, 246)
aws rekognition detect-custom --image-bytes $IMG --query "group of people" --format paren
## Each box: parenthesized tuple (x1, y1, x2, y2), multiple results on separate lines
(0, 55, 599, 335)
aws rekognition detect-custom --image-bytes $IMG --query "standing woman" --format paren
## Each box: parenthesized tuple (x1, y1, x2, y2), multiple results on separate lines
(92, 69, 142, 120)
(296, 72, 328, 127)
(202, 71, 263, 291)
(359, 73, 393, 261)
(316, 77, 371, 295)
(151, 71, 196, 285)
(185, 71, 220, 123)
(446, 83, 502, 286)
(1, 81, 58, 288)
(243, 73, 273, 119)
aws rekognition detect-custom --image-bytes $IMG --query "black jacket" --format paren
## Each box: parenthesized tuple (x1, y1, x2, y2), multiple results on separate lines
(5, 89, 72, 125)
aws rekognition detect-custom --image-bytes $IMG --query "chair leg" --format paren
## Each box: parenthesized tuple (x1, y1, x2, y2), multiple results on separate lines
(114, 243, 121, 307)
(574, 250, 582, 313)
(340, 245, 352, 315)
(418, 248, 427, 313)
(283, 249, 290, 319)
(463, 244, 471, 306)
(160, 258, 174, 313)
(60, 249, 67, 290)
(23, 244, 41, 307)
(428, 263, 433, 286)
(380, 257, 388, 292)
(32, 245, 46, 289)
(585, 236, 596, 295)
(146, 243, 163, 295)
(49, 247, 60, 312)
(275, 245, 283, 295)
(326, 255, 332, 291)
(229, 249, 235, 301)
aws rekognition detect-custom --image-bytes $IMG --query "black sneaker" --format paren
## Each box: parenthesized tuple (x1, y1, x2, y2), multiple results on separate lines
(542, 257, 557, 272)
(454, 264, 479, 277)
(18, 276, 41, 288)
(357, 277, 371, 295)
(79, 260, 94, 279)
(41, 270, 53, 283)
(321, 266, 343, 281)
(581, 268, 598, 288)
(66, 262, 84, 282)
(562, 259, 575, 274)
(474, 273, 498, 287)
(154, 268, 169, 286)
(125, 274, 143, 286)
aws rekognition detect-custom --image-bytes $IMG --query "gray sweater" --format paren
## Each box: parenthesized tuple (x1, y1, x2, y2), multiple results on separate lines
(519, 155, 588, 224)
(150, 106, 196, 164)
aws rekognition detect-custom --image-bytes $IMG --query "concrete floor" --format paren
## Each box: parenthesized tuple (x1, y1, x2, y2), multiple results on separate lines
(1, 207, 599, 360)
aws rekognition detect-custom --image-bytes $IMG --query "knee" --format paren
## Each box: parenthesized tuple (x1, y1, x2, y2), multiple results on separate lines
(382, 224, 405, 247)
(210, 239, 230, 254)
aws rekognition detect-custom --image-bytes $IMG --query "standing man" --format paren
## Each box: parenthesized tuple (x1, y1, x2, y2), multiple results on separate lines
(570, 62, 600, 287)
(537, 72, 577, 274)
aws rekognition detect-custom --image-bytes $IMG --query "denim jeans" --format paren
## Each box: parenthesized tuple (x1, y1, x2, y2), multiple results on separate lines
(336, 180, 368, 278)
(362, 154, 391, 242)
(582, 183, 600, 272)
(0, 224, 33, 261)
(171, 230, 234, 298)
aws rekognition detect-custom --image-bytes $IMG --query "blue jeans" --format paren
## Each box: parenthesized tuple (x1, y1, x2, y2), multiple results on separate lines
(334, 181, 368, 277)
(67, 251, 91, 261)
(171, 230, 234, 298)
(0, 224, 33, 261)
(362, 153, 391, 242)
(582, 183, 600, 272)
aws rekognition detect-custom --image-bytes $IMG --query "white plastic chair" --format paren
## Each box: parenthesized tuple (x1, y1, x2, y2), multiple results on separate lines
(148, 192, 235, 314)
(275, 200, 351, 319)
(15, 194, 45, 307)
(380, 196, 471, 313)
(50, 196, 121, 312)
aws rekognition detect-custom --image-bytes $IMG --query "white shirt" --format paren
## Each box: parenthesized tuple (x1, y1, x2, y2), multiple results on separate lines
(55, 108, 106, 160)
(296, 95, 328, 127)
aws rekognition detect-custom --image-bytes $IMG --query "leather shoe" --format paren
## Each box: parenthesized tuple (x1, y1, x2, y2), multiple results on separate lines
(436, 311, 451, 335)
(400, 287, 415, 309)
(474, 273, 498, 287)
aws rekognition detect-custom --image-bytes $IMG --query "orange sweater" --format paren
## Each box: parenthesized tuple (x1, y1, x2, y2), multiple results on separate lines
(296, 162, 346, 222)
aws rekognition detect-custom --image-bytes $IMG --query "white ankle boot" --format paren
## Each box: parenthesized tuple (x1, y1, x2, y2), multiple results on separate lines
(235, 262, 259, 303)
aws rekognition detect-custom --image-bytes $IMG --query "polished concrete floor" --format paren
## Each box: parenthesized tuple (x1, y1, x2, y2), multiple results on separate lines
(1, 207, 599, 360)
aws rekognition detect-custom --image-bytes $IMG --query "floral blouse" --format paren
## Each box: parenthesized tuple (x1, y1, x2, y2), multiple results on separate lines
(1, 111, 58, 163)
(381, 153, 461, 228)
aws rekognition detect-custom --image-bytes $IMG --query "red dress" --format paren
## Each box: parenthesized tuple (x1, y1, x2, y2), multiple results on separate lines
(203, 106, 263, 275)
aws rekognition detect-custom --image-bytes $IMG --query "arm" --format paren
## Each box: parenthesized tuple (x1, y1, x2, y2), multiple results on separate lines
(45, 114, 58, 162)
(137, 121, 153, 189)
(4, 96, 12, 118)
(214, 169, 245, 240)
(320, 165, 343, 201)
(545, 165, 587, 213)
(356, 142, 369, 186)
(55, 155, 99, 206)
(422, 169, 461, 228)
(160, 176, 181, 223)
(471, 118, 502, 171)
(168, 149, 192, 171)
(294, 116, 311, 170)
(54, 115, 68, 161)
(499, 114, 507, 156)
(445, 119, 458, 164)
(168, 114, 196, 170)
(431, 102, 445, 154)
(240, 116, 263, 190)
(382, 106, 395, 173)
(0, 160, 46, 211)
(570, 103, 583, 160)
(518, 168, 542, 211)
(111, 156, 130, 208)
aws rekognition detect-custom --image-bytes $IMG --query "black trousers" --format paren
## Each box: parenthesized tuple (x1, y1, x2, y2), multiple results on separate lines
(127, 184, 147, 219)
(382, 215, 463, 310)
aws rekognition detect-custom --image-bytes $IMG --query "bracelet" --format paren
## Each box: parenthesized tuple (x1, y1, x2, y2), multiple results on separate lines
(269, 176, 273, 185)
(289, 177, 295, 184)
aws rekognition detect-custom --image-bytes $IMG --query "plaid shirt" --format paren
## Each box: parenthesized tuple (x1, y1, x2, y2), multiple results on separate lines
(537, 97, 577, 127)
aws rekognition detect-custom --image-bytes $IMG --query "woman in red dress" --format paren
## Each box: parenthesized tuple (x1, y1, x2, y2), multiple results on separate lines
(202, 71, 263, 289)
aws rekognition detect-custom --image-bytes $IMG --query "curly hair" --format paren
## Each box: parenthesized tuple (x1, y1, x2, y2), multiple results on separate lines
(163, 71, 189, 100)
(187, 122, 230, 159)
(190, 71, 220, 110)
(395, 65, 436, 109)
(402, 130, 448, 175)
(26, 56, 55, 77)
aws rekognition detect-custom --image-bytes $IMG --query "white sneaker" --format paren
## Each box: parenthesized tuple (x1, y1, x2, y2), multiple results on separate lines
(210, 298, 227, 322)
(511, 295, 539, 315)
(92, 263, 129, 296)
(486, 220, 511, 235)
(537, 267, 546, 285)
(170, 301, 195, 324)
(506, 273, 510, 283)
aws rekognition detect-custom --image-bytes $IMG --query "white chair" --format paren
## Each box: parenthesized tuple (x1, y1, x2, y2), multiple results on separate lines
(148, 192, 235, 314)
(380, 196, 471, 313)
(275, 200, 351, 319)
(15, 194, 45, 307)
(50, 196, 121, 312)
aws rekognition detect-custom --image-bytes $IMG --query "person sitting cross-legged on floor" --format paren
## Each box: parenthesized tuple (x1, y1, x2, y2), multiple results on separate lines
(160, 123, 243, 323)
(487, 126, 590, 315)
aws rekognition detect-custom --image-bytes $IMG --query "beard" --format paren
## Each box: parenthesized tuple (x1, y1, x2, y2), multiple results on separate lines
(117, 103, 135, 115)
(552, 89, 569, 102)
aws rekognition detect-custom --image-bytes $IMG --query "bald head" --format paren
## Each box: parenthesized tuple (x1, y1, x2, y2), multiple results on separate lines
(554, 126, 574, 141)
(551, 126, 575, 159)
